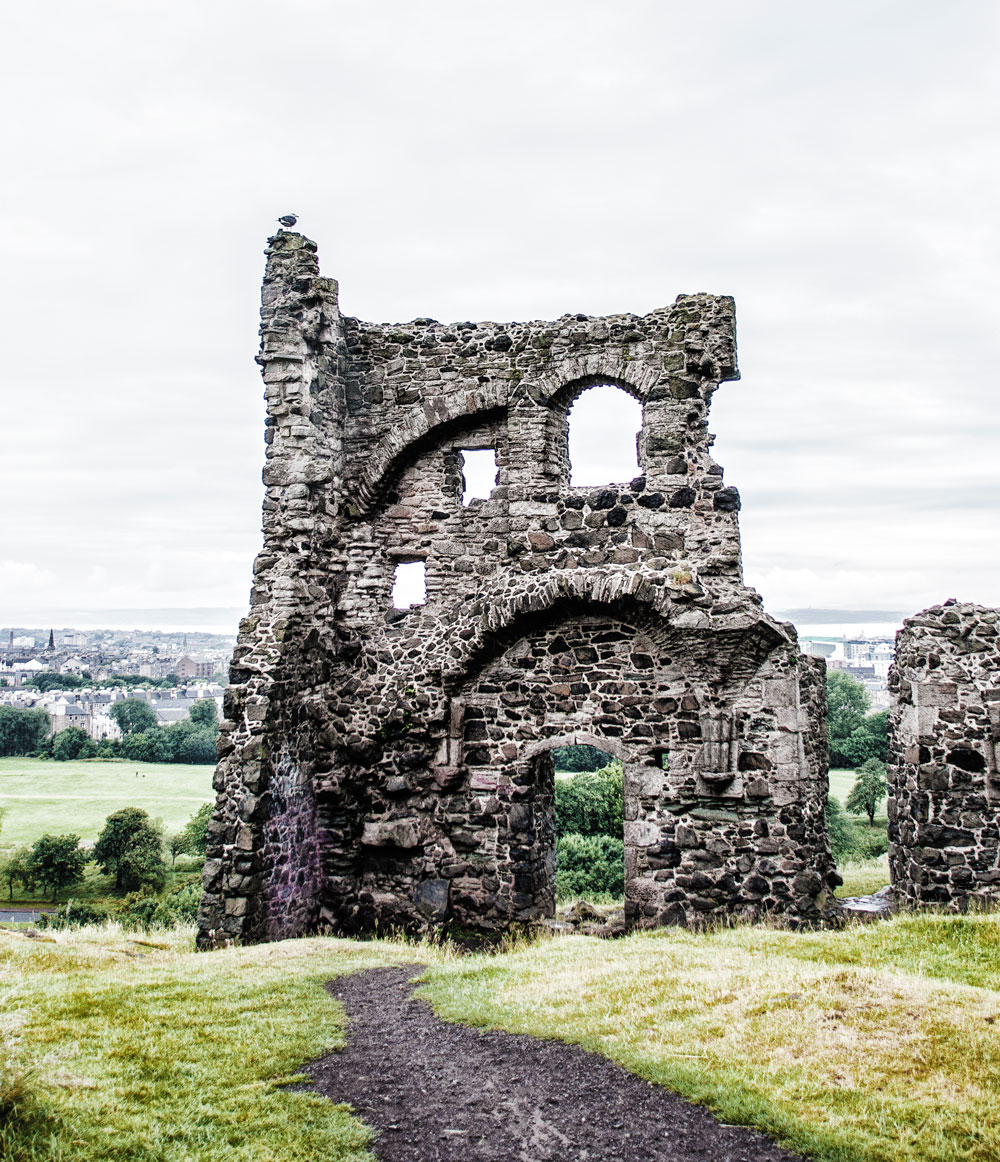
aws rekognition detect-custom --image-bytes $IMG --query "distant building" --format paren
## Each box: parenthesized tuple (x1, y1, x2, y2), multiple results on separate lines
(174, 655, 216, 680)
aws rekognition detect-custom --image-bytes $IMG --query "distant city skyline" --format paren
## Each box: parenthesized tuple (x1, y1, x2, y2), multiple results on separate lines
(3, 3, 998, 626)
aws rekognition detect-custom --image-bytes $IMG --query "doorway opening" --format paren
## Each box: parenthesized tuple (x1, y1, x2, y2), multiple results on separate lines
(550, 743, 624, 906)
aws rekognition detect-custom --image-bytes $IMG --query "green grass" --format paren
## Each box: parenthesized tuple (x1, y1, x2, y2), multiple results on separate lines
(836, 855, 890, 898)
(1, 925, 448, 1161)
(5, 915, 1000, 1161)
(0, 758, 214, 849)
(418, 913, 1000, 1162)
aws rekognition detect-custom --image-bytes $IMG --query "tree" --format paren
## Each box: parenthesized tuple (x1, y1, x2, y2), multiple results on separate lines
(181, 802, 213, 856)
(166, 831, 189, 869)
(827, 672, 875, 766)
(837, 725, 880, 768)
(866, 710, 889, 761)
(552, 744, 609, 773)
(2, 847, 36, 901)
(846, 758, 888, 826)
(110, 698, 159, 735)
(555, 761, 624, 839)
(174, 728, 217, 764)
(23, 671, 84, 693)
(0, 706, 51, 755)
(827, 671, 869, 737)
(28, 834, 88, 903)
(52, 726, 90, 761)
(121, 729, 172, 763)
(93, 808, 167, 892)
(188, 699, 219, 730)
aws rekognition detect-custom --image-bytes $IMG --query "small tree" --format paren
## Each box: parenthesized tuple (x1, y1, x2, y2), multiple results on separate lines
(181, 802, 213, 856)
(93, 807, 167, 892)
(846, 758, 888, 826)
(110, 699, 158, 736)
(28, 834, 88, 903)
(2, 848, 36, 901)
(166, 831, 189, 869)
(188, 699, 219, 730)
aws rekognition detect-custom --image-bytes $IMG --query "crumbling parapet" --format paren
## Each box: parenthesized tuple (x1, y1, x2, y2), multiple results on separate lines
(197, 231, 838, 947)
(888, 600, 1000, 908)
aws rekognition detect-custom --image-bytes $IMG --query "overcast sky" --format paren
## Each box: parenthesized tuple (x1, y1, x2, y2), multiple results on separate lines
(2, 1, 998, 634)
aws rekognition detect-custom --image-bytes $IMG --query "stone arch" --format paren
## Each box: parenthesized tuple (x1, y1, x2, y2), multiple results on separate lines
(522, 731, 630, 765)
(524, 354, 663, 408)
(442, 571, 789, 691)
(356, 387, 508, 511)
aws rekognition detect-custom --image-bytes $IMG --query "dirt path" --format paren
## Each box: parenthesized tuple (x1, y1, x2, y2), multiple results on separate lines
(307, 965, 805, 1162)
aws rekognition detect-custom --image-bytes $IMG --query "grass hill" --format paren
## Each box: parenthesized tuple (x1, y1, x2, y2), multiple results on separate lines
(3, 915, 999, 1162)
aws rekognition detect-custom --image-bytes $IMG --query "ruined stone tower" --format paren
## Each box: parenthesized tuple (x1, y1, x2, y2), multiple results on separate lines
(888, 601, 1000, 907)
(196, 231, 837, 946)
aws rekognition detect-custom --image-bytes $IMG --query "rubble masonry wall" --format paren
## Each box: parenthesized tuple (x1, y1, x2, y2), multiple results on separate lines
(196, 231, 837, 946)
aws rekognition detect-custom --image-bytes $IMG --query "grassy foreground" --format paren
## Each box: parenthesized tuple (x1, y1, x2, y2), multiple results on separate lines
(0, 925, 443, 1162)
(418, 915, 1000, 1162)
(5, 915, 998, 1162)
(0, 758, 214, 848)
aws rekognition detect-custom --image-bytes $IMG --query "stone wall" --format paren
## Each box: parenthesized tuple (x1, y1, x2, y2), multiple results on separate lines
(196, 230, 838, 947)
(888, 600, 1000, 908)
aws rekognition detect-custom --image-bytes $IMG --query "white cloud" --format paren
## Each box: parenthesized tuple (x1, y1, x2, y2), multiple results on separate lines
(1, 1, 998, 626)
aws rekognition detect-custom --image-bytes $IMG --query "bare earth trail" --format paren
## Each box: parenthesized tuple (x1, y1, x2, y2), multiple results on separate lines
(308, 965, 805, 1162)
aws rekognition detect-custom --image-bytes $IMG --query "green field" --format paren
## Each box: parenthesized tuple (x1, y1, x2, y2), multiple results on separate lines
(0, 758, 214, 849)
(829, 767, 858, 805)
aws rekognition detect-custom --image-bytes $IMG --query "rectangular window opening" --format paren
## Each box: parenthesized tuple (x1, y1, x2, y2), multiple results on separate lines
(391, 560, 426, 609)
(460, 448, 498, 505)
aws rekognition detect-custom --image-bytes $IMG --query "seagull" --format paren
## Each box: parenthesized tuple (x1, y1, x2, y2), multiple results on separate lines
(277, 213, 298, 229)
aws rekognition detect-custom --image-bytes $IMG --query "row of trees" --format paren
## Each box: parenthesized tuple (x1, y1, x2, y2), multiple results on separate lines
(51, 698, 220, 764)
(1, 802, 212, 903)
(0, 698, 220, 764)
(22, 671, 184, 693)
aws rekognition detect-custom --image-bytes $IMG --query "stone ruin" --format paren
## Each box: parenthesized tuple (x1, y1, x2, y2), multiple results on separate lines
(888, 600, 1000, 908)
(196, 228, 841, 947)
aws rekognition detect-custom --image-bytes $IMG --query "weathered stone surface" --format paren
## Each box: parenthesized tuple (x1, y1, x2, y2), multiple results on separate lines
(195, 230, 838, 948)
(888, 600, 1000, 909)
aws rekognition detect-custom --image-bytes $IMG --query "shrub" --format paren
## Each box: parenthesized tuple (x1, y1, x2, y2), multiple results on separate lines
(555, 761, 623, 839)
(556, 833, 625, 901)
(40, 882, 201, 931)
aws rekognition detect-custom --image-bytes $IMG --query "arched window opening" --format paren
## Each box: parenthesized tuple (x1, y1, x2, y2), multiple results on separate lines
(567, 384, 642, 487)
(391, 560, 426, 609)
(552, 744, 624, 906)
(459, 448, 498, 505)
